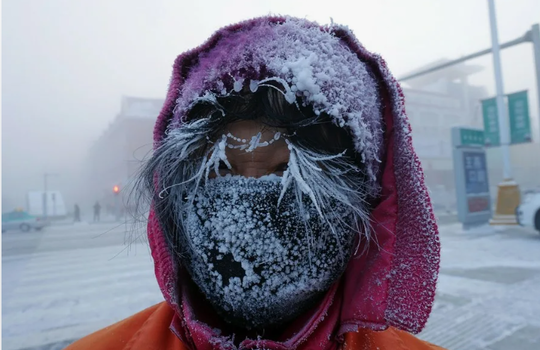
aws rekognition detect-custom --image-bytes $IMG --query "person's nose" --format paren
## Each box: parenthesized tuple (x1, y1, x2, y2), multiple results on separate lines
(234, 163, 271, 178)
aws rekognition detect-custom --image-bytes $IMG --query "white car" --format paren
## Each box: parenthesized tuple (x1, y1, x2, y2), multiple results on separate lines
(517, 191, 540, 233)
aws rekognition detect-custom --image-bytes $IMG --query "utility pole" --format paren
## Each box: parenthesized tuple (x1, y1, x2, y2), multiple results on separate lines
(43, 173, 59, 221)
(488, 0, 511, 180)
(43, 174, 48, 220)
(399, 23, 540, 143)
(532, 24, 540, 142)
(396, 4, 539, 226)
(487, 0, 520, 225)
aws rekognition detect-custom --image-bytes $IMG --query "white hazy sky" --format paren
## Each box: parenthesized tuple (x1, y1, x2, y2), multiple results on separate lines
(2, 0, 540, 209)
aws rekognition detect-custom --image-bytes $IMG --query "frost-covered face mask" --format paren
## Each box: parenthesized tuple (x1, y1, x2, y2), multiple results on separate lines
(181, 175, 356, 330)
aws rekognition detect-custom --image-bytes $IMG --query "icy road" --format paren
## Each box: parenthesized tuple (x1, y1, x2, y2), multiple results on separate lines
(2, 219, 540, 350)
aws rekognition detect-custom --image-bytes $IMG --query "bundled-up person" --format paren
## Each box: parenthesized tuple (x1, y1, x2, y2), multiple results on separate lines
(67, 16, 444, 350)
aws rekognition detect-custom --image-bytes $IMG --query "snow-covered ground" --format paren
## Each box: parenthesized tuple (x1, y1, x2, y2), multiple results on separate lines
(2, 221, 539, 350)
(419, 223, 540, 349)
(2, 222, 163, 350)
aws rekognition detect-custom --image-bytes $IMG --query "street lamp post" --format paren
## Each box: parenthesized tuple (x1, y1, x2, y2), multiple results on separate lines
(532, 24, 540, 142)
(43, 174, 49, 220)
(43, 173, 59, 220)
(396, 3, 539, 225)
(487, 0, 521, 225)
(399, 23, 540, 143)
(488, 0, 511, 180)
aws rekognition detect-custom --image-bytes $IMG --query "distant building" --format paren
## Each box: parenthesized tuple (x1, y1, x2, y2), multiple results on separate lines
(400, 60, 489, 209)
(401, 59, 540, 208)
(85, 96, 163, 212)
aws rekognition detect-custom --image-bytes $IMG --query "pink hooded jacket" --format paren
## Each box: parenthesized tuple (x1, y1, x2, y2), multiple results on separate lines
(146, 16, 441, 350)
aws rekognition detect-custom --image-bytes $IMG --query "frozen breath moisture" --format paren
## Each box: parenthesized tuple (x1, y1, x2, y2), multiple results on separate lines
(183, 176, 355, 329)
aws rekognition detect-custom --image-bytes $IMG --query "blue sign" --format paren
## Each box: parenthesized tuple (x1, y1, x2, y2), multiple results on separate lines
(463, 152, 489, 194)
(452, 128, 492, 228)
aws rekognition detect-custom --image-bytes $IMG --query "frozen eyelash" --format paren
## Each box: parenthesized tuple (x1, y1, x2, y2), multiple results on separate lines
(133, 116, 373, 265)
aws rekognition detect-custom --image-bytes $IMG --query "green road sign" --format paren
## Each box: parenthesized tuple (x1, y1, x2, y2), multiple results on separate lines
(459, 128, 485, 147)
(482, 98, 500, 147)
(508, 90, 532, 144)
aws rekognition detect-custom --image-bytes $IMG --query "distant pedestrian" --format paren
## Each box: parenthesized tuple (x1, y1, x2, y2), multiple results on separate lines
(93, 201, 101, 222)
(73, 204, 81, 222)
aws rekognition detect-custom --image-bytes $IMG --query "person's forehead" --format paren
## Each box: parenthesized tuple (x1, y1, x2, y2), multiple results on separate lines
(224, 120, 283, 134)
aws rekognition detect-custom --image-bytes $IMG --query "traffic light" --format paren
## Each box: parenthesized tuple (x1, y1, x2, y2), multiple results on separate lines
(113, 185, 120, 194)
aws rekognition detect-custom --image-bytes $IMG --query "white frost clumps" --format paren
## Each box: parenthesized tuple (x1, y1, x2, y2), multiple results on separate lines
(172, 17, 384, 197)
(182, 176, 355, 329)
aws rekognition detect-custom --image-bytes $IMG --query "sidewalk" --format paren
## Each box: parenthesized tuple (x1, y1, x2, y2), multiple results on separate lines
(48, 215, 127, 227)
(419, 224, 540, 349)
(3, 222, 539, 350)
(2, 224, 161, 350)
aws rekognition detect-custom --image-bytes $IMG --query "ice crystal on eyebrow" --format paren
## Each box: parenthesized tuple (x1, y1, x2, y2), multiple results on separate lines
(225, 131, 282, 152)
(138, 111, 373, 254)
(154, 119, 371, 234)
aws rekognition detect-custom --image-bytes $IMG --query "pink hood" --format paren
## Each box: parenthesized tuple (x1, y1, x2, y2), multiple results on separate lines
(148, 16, 440, 350)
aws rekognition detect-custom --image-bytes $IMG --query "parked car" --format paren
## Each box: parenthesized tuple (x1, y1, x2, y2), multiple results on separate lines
(1, 210, 48, 233)
(516, 191, 540, 233)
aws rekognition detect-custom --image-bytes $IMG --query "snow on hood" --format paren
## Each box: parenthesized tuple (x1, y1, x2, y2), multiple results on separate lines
(148, 16, 440, 350)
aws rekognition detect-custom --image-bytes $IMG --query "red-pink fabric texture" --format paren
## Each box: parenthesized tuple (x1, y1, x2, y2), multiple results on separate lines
(147, 16, 440, 350)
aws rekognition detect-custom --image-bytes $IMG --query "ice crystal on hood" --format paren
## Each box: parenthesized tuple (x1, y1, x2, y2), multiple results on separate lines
(170, 17, 383, 197)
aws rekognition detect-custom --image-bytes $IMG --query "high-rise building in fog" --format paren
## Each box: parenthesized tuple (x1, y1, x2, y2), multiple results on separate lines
(85, 96, 163, 214)
(402, 59, 540, 210)
(401, 60, 489, 210)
